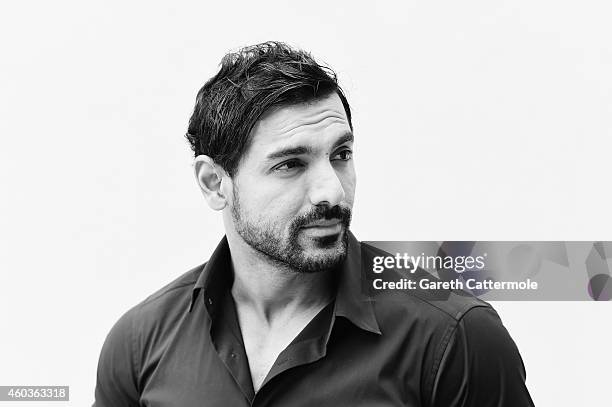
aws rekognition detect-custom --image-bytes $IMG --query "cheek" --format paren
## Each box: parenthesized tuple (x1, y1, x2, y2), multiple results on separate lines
(237, 180, 303, 221)
(340, 168, 357, 204)
(264, 192, 304, 221)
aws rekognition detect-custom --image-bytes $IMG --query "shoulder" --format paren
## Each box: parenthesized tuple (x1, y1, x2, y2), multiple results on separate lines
(120, 262, 206, 335)
(371, 282, 494, 335)
(134, 263, 204, 314)
(101, 262, 207, 362)
(372, 290, 531, 406)
(369, 285, 506, 395)
(359, 239, 492, 331)
(94, 264, 206, 406)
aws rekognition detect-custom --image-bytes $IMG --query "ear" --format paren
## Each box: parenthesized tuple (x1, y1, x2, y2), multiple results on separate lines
(194, 155, 229, 211)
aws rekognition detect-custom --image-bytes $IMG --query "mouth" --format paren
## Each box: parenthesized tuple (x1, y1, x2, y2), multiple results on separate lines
(302, 219, 342, 228)
(300, 219, 343, 236)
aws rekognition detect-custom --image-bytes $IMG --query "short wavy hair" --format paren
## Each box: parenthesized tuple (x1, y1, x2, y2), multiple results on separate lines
(185, 41, 353, 177)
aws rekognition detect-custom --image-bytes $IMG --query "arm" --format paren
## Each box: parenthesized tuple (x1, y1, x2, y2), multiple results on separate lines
(93, 308, 141, 407)
(429, 306, 535, 407)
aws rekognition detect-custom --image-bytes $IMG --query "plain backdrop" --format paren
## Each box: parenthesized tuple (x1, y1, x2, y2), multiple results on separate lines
(1, 1, 611, 406)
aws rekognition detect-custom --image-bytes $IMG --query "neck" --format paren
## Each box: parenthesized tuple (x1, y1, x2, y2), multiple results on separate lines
(226, 231, 334, 324)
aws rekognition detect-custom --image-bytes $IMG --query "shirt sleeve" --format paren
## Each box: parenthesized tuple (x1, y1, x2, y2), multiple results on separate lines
(93, 308, 141, 407)
(429, 306, 535, 407)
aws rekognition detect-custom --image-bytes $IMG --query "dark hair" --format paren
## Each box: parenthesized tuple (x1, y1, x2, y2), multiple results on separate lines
(185, 41, 353, 177)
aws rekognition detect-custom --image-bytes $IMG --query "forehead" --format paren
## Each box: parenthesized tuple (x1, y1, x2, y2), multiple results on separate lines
(246, 93, 351, 157)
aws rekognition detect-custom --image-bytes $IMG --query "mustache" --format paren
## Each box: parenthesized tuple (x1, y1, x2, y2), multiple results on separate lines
(292, 205, 352, 229)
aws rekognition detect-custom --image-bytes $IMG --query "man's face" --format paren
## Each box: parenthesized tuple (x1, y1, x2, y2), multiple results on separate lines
(229, 92, 355, 273)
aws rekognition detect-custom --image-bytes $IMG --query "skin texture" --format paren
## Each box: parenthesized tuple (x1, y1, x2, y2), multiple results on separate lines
(194, 92, 356, 392)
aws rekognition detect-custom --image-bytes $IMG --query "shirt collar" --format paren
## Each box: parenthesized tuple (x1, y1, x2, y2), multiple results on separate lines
(189, 231, 381, 336)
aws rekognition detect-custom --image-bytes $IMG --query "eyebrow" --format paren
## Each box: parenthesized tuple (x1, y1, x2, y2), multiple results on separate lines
(332, 131, 354, 149)
(265, 131, 354, 161)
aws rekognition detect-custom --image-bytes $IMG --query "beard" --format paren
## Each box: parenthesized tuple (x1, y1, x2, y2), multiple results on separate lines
(231, 186, 352, 273)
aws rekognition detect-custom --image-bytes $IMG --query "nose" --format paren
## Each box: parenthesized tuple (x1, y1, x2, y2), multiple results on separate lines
(307, 161, 345, 207)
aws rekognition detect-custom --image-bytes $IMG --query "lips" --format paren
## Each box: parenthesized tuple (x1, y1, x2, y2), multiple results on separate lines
(302, 219, 342, 228)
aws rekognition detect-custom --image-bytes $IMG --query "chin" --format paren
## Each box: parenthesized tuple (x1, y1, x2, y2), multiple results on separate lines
(311, 232, 343, 248)
(302, 232, 348, 264)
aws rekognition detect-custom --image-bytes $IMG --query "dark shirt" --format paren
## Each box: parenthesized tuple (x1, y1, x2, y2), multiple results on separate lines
(94, 233, 534, 406)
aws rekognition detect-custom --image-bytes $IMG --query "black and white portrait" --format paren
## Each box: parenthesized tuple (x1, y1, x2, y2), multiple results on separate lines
(1, 2, 610, 406)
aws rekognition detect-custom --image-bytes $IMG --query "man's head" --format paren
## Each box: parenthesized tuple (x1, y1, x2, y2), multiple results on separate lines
(188, 42, 355, 273)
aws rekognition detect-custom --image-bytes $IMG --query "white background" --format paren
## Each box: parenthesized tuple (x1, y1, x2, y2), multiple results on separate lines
(1, 1, 611, 406)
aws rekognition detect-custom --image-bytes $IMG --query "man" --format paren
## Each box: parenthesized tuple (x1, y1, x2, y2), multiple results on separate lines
(94, 42, 534, 406)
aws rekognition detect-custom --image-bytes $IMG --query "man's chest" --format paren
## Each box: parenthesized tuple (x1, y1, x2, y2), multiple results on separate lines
(241, 326, 300, 393)
(138, 316, 425, 407)
(236, 303, 332, 393)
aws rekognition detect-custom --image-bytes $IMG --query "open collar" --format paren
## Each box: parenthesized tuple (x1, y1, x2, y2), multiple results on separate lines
(189, 231, 381, 335)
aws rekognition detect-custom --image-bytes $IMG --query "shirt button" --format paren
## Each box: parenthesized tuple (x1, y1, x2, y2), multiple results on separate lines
(207, 297, 213, 306)
(230, 352, 237, 359)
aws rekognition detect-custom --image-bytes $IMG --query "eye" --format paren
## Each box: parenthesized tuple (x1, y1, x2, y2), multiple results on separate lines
(332, 148, 353, 161)
(273, 159, 304, 172)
